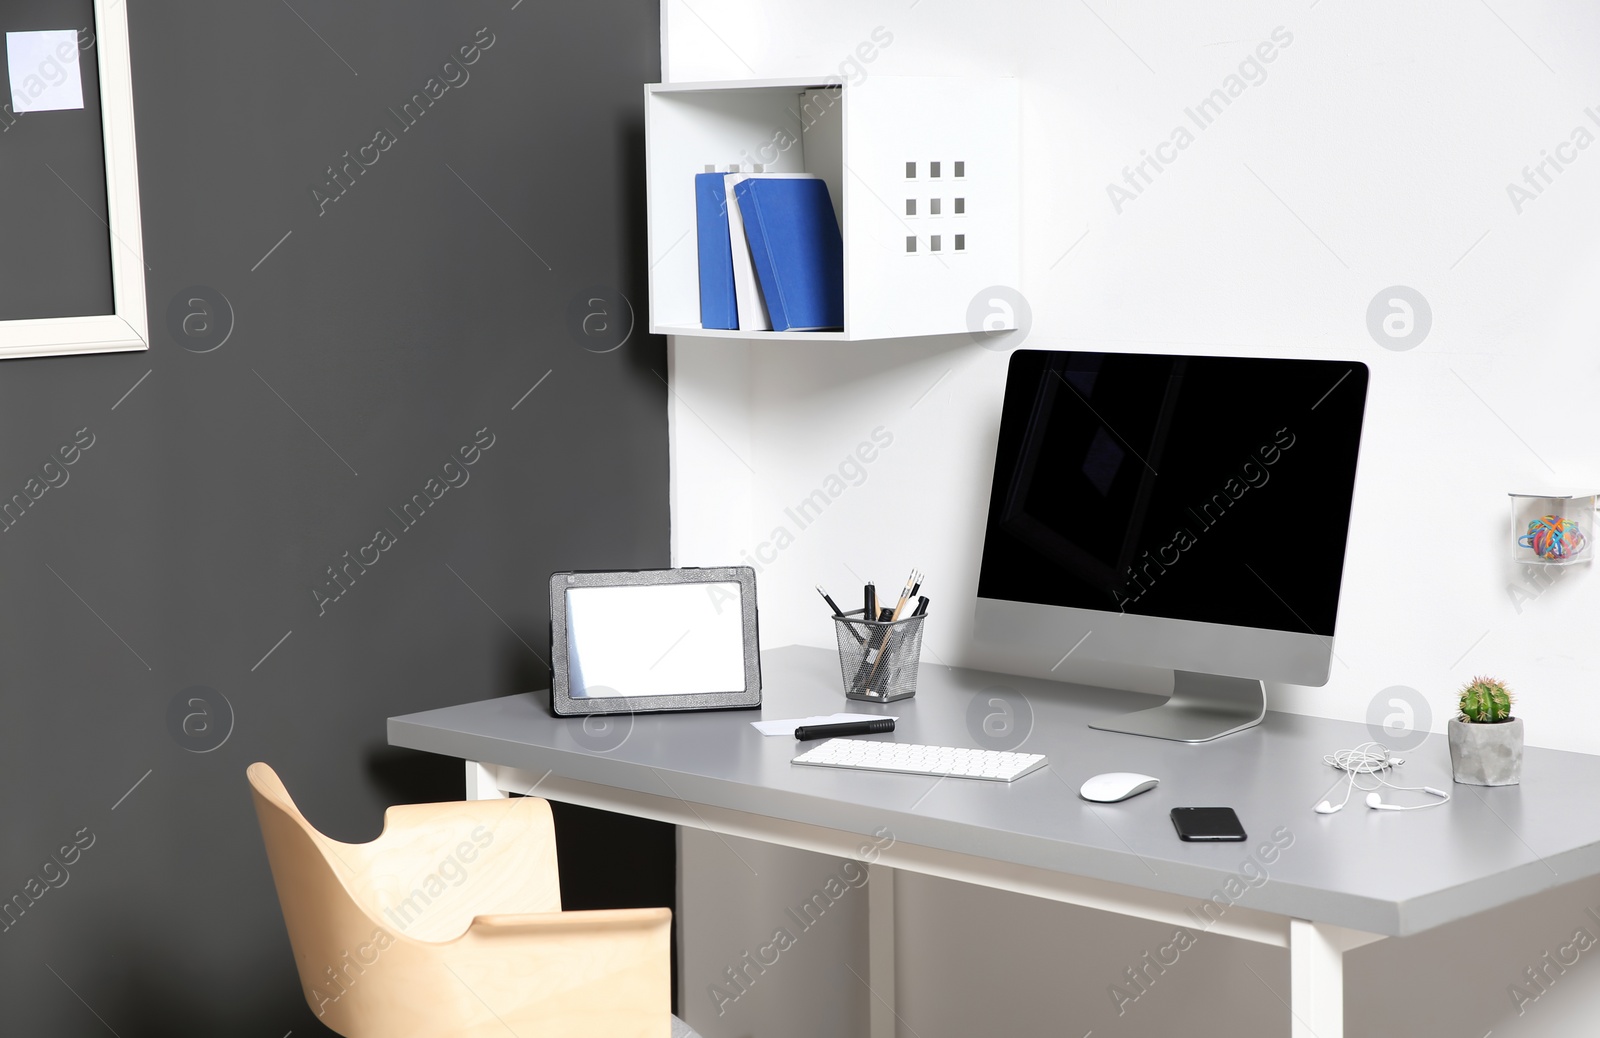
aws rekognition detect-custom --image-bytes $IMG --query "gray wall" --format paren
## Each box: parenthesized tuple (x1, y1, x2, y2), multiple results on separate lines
(0, 1, 667, 1033)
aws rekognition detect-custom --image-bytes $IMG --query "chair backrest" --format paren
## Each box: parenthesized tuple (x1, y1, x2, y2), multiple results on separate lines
(249, 763, 412, 1035)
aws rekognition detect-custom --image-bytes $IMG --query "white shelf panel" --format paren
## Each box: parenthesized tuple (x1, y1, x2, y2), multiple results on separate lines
(653, 324, 851, 341)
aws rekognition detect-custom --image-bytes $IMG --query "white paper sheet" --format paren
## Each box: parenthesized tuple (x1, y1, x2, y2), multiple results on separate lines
(751, 713, 897, 737)
(7, 30, 84, 114)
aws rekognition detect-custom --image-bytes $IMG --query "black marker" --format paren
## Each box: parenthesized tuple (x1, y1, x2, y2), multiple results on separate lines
(911, 595, 929, 618)
(795, 718, 896, 741)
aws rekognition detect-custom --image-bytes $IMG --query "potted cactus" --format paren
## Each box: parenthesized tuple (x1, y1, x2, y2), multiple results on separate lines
(1447, 677, 1522, 785)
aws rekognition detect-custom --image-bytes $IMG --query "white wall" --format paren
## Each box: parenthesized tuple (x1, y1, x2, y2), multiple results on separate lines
(664, 2, 1600, 1035)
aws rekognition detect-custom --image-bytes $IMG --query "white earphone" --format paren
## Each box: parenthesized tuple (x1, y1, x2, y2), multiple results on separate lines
(1364, 788, 1450, 811)
(1312, 742, 1451, 814)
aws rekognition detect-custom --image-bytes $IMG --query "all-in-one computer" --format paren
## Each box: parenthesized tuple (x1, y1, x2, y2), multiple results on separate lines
(976, 350, 1369, 742)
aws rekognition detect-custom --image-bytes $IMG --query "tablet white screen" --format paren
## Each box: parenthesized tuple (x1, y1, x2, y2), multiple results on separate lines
(565, 582, 746, 698)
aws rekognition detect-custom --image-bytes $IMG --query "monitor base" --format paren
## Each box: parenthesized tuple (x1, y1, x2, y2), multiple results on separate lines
(1088, 671, 1265, 743)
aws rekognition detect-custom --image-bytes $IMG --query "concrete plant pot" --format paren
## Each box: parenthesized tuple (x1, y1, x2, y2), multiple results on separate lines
(1448, 717, 1523, 785)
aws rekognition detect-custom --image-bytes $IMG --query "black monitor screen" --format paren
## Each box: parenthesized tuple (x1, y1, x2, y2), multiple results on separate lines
(977, 351, 1368, 636)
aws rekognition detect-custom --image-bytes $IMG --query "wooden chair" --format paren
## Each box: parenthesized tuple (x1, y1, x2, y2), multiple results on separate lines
(248, 762, 696, 1038)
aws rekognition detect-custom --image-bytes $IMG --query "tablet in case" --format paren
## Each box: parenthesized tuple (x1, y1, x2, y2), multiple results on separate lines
(549, 566, 761, 716)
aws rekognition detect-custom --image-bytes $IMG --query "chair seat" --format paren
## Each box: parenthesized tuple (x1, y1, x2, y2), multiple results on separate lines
(671, 1014, 703, 1038)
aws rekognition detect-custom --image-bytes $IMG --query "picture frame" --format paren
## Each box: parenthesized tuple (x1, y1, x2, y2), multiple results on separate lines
(0, 0, 147, 360)
(549, 567, 762, 716)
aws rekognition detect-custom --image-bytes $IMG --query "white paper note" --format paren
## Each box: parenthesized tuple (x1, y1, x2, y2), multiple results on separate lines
(7, 30, 84, 114)
(751, 713, 897, 737)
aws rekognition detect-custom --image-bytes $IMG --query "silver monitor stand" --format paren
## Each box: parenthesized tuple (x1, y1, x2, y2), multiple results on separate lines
(1088, 671, 1265, 743)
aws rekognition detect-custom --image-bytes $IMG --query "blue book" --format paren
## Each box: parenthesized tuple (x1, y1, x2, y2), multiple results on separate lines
(695, 173, 738, 330)
(733, 177, 844, 332)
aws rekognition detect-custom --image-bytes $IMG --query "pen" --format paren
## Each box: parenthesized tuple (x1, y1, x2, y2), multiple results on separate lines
(795, 718, 896, 741)
(912, 595, 929, 618)
(864, 583, 877, 620)
(816, 585, 844, 617)
(848, 609, 882, 690)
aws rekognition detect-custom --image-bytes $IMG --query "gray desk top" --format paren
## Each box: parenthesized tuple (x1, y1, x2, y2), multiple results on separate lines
(388, 645, 1600, 937)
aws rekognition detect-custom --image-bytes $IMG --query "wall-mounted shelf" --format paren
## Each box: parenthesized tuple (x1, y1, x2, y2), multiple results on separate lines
(644, 76, 1019, 342)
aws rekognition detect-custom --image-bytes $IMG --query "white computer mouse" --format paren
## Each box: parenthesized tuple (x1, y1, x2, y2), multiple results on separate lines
(1079, 772, 1159, 803)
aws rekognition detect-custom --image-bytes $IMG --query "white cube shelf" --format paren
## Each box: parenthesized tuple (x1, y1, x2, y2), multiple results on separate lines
(645, 76, 1020, 341)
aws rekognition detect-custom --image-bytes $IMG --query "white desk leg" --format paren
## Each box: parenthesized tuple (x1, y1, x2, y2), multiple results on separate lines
(465, 760, 508, 800)
(1289, 919, 1345, 1038)
(868, 862, 896, 1038)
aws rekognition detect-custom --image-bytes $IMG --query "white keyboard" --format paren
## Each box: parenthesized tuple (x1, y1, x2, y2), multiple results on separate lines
(792, 739, 1047, 783)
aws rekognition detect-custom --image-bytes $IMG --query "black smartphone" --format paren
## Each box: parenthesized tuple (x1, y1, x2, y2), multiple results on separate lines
(1171, 807, 1247, 842)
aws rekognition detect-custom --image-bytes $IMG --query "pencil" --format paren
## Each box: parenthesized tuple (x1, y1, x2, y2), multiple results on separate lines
(887, 569, 921, 622)
(867, 569, 922, 690)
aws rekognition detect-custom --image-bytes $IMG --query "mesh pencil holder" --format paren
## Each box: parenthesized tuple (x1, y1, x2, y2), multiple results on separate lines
(834, 610, 926, 703)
